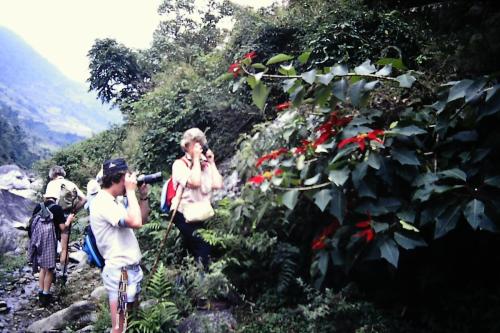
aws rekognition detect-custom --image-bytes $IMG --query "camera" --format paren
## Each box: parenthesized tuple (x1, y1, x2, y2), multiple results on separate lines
(137, 172, 163, 185)
(202, 144, 209, 155)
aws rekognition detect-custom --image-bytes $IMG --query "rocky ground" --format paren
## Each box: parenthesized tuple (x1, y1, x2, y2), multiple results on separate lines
(0, 244, 104, 332)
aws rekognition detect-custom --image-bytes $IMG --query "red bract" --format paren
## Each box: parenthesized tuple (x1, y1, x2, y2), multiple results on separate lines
(338, 129, 385, 152)
(243, 51, 257, 60)
(255, 147, 288, 168)
(276, 101, 292, 111)
(248, 174, 265, 185)
(311, 221, 340, 251)
(312, 238, 326, 250)
(354, 228, 375, 242)
(228, 62, 241, 78)
(294, 140, 311, 155)
(274, 168, 284, 176)
(314, 131, 333, 146)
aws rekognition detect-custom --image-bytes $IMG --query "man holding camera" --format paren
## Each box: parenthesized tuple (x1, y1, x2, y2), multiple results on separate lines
(89, 158, 150, 333)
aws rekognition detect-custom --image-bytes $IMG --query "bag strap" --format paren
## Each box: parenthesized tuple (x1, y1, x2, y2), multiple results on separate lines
(149, 157, 193, 282)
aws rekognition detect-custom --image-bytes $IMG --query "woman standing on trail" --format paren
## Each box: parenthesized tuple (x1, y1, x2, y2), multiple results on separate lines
(28, 181, 75, 306)
(171, 128, 223, 268)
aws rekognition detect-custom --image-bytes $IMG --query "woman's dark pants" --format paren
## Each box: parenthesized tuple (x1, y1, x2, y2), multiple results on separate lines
(174, 212, 211, 268)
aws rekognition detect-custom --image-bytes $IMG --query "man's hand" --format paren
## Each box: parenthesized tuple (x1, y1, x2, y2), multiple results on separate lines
(138, 183, 150, 200)
(65, 213, 75, 227)
(125, 172, 138, 192)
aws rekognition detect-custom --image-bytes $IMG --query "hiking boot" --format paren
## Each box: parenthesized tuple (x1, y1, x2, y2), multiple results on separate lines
(39, 293, 52, 307)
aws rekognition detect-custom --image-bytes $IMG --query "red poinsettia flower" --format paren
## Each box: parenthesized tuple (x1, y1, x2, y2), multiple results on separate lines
(311, 220, 340, 251)
(255, 147, 288, 168)
(314, 131, 333, 146)
(274, 168, 284, 176)
(293, 140, 311, 155)
(354, 228, 375, 242)
(248, 174, 265, 185)
(243, 51, 257, 60)
(353, 213, 375, 242)
(338, 129, 384, 152)
(228, 62, 241, 78)
(276, 101, 292, 111)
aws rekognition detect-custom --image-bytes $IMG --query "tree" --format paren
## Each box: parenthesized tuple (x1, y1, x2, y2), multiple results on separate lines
(87, 38, 152, 112)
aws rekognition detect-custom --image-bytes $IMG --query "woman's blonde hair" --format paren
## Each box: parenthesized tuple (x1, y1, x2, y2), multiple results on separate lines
(180, 128, 207, 151)
(48, 165, 66, 179)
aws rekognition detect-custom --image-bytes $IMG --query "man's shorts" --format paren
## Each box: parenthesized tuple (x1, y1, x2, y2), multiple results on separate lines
(101, 264, 143, 302)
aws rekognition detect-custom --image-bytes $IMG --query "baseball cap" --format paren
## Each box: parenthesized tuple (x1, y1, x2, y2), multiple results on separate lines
(102, 158, 129, 177)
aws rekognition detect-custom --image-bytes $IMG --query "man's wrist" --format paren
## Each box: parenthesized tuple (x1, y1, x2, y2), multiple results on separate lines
(139, 196, 149, 201)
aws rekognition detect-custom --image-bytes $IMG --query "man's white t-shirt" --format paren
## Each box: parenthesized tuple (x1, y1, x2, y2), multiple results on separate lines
(89, 190, 141, 269)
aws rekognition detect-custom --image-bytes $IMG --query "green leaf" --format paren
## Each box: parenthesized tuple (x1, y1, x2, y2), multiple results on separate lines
(354, 60, 376, 75)
(332, 64, 348, 76)
(463, 199, 485, 230)
(298, 51, 311, 64)
(434, 205, 461, 239)
(251, 63, 267, 70)
(391, 147, 420, 166)
(479, 85, 500, 120)
(304, 173, 321, 186)
(364, 80, 380, 91)
(376, 64, 392, 76)
(389, 125, 427, 136)
(484, 175, 500, 189)
(396, 74, 416, 88)
(380, 239, 399, 268)
(318, 251, 329, 275)
(301, 69, 317, 84)
(447, 79, 474, 102)
(266, 53, 295, 65)
(332, 78, 348, 101)
(282, 190, 299, 210)
(352, 161, 368, 189)
(329, 186, 346, 223)
(314, 189, 332, 212)
(318, 73, 334, 85)
(252, 81, 270, 111)
(394, 232, 427, 250)
(282, 78, 297, 93)
(376, 58, 407, 70)
(452, 130, 478, 142)
(399, 220, 419, 232)
(367, 152, 382, 170)
(279, 63, 296, 76)
(247, 75, 257, 89)
(438, 168, 467, 182)
(349, 79, 366, 107)
(328, 168, 350, 186)
(217, 72, 235, 81)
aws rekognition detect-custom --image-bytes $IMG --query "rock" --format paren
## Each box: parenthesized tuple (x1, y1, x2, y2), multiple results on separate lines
(90, 286, 107, 301)
(177, 310, 237, 333)
(0, 300, 9, 314)
(0, 165, 31, 191)
(76, 324, 94, 332)
(26, 300, 95, 333)
(69, 250, 88, 263)
(0, 188, 35, 254)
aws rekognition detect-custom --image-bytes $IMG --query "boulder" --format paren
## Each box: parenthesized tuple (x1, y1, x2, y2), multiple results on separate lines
(69, 250, 88, 264)
(0, 189, 35, 254)
(177, 309, 237, 333)
(0, 165, 31, 191)
(90, 286, 107, 301)
(26, 300, 95, 333)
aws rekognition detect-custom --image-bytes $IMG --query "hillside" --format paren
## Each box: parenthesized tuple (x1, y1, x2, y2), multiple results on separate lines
(0, 26, 122, 165)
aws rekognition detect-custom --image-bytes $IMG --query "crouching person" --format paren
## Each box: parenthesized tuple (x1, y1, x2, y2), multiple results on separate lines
(89, 158, 150, 333)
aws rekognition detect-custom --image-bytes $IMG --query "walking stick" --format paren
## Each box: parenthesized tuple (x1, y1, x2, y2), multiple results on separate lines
(148, 185, 186, 281)
(61, 194, 78, 286)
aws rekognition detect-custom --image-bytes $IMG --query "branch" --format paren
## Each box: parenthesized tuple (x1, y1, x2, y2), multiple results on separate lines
(241, 65, 400, 84)
(273, 181, 332, 192)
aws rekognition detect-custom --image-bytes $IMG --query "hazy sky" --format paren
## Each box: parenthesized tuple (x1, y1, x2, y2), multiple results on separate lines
(0, 0, 276, 84)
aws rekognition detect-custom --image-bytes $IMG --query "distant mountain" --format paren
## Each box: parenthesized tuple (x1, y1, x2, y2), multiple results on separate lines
(0, 26, 122, 166)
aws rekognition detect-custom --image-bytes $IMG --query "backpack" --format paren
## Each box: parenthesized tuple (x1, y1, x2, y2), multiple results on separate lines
(160, 158, 189, 213)
(28, 203, 56, 238)
(82, 225, 105, 269)
(58, 183, 80, 212)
